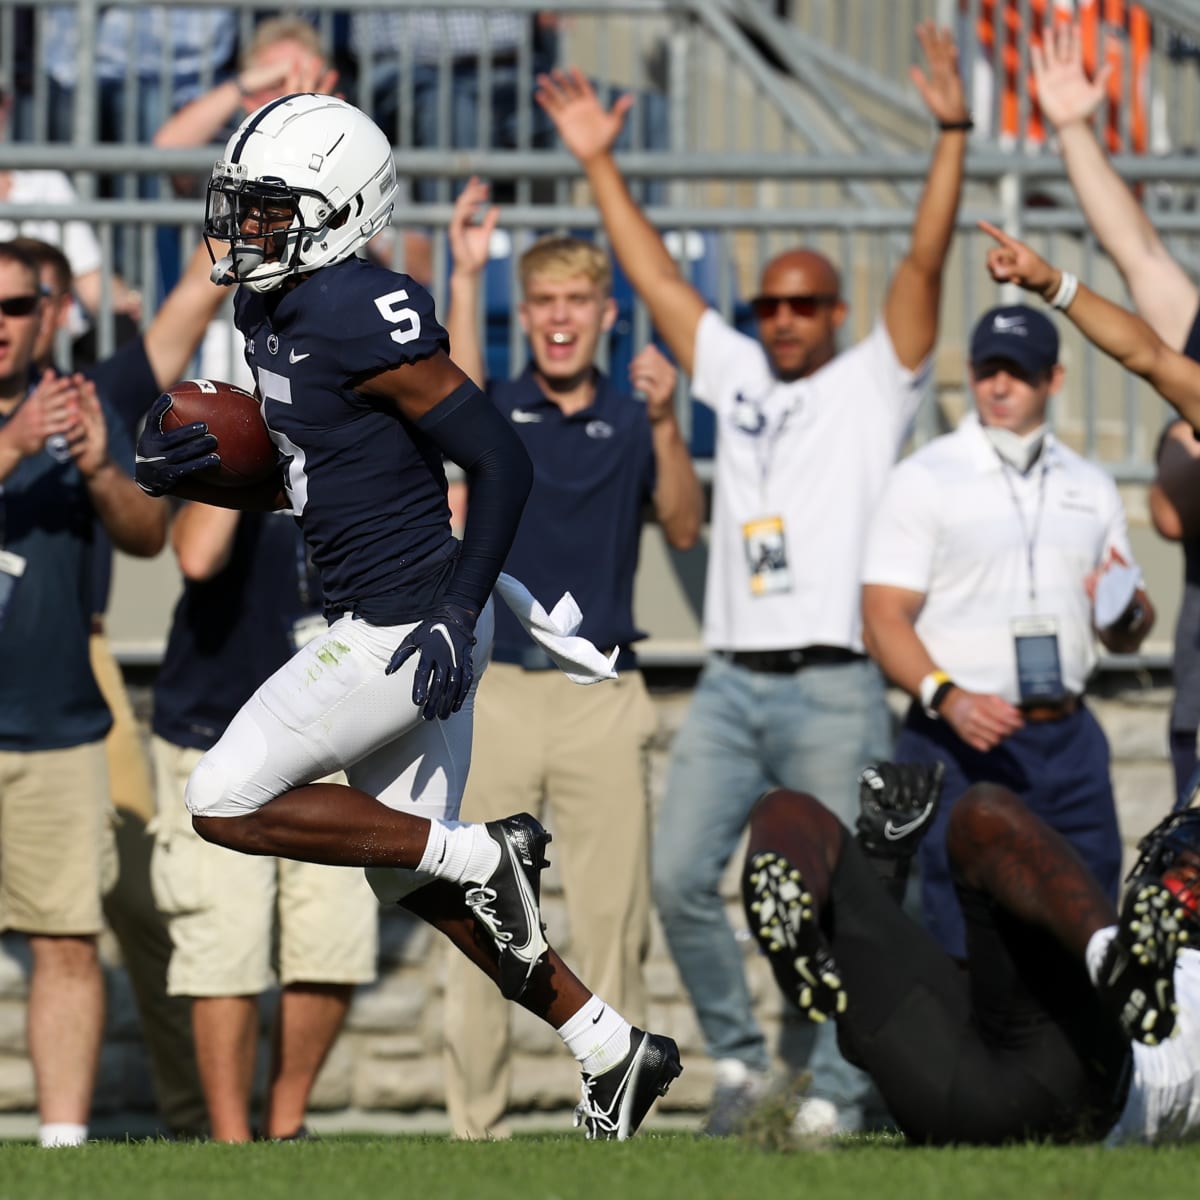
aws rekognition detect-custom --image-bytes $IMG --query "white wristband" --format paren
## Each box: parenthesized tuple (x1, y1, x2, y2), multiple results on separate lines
(1049, 270, 1078, 311)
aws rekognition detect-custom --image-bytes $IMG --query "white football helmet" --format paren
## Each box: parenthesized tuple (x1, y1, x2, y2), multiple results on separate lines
(204, 93, 398, 293)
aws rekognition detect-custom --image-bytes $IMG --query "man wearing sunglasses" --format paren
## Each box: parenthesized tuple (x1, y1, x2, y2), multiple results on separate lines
(0, 240, 167, 1147)
(537, 22, 969, 1136)
(861, 303, 1154, 968)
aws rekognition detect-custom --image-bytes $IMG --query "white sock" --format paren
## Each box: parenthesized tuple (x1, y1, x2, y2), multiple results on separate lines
(417, 819, 499, 885)
(557, 995, 633, 1076)
(39, 1123, 87, 1147)
(1086, 925, 1119, 986)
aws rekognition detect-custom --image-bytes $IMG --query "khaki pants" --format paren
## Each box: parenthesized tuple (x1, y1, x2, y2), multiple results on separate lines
(443, 664, 656, 1139)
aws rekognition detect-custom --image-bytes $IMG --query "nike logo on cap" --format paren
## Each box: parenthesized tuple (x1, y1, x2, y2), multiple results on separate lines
(992, 315, 1027, 334)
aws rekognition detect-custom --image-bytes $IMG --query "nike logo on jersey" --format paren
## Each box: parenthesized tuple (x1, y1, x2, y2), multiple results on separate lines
(511, 409, 542, 423)
(430, 623, 458, 667)
(991, 315, 1028, 334)
(289, 349, 311, 363)
(883, 801, 935, 841)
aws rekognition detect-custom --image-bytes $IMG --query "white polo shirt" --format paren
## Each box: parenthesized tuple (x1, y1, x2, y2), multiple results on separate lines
(861, 412, 1134, 701)
(692, 309, 927, 651)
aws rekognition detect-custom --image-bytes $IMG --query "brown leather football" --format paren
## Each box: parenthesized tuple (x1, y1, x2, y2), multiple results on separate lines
(159, 378, 278, 487)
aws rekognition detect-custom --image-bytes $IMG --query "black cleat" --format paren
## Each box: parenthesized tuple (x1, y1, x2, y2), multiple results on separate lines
(574, 1028, 682, 1140)
(1098, 881, 1189, 1046)
(464, 812, 552, 1002)
(743, 851, 846, 1023)
(855, 760, 945, 859)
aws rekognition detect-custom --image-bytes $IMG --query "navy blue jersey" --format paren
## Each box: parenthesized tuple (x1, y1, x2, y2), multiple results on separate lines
(235, 256, 456, 623)
(489, 367, 657, 655)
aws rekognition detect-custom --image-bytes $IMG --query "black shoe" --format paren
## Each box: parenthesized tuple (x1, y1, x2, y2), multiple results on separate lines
(855, 760, 945, 859)
(464, 812, 552, 1002)
(574, 1028, 682, 1140)
(743, 851, 846, 1023)
(1098, 881, 1189, 1045)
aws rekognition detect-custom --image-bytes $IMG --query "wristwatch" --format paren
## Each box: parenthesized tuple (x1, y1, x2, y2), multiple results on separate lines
(919, 669, 954, 719)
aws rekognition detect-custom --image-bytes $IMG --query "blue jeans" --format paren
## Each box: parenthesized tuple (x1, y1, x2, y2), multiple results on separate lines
(652, 653, 890, 1116)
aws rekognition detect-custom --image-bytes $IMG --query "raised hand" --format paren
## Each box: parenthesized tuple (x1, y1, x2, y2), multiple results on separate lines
(4, 370, 78, 460)
(1031, 21, 1108, 131)
(68, 378, 110, 479)
(449, 177, 500, 279)
(979, 219, 1058, 295)
(910, 21, 970, 127)
(628, 344, 678, 425)
(536, 67, 633, 164)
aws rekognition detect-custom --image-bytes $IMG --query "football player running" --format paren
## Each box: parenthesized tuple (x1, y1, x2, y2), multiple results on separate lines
(134, 93, 680, 1139)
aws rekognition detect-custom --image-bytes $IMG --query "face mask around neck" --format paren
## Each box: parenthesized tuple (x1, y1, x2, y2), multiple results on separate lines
(982, 423, 1047, 474)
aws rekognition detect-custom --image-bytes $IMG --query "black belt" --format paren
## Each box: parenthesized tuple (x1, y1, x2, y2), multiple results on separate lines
(717, 646, 866, 674)
(492, 644, 638, 672)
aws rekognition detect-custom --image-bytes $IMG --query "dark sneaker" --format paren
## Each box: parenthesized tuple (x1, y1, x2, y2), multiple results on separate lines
(1098, 881, 1189, 1045)
(743, 851, 846, 1023)
(574, 1028, 682, 1140)
(464, 813, 552, 1001)
(855, 760, 946, 859)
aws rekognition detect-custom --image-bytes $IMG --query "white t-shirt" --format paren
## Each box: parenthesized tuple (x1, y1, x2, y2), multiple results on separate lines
(1093, 934, 1200, 1145)
(691, 309, 927, 651)
(861, 413, 1134, 701)
(0, 171, 102, 278)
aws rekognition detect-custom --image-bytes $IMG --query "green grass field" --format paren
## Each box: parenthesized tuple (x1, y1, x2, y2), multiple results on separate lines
(1, 1132, 1197, 1200)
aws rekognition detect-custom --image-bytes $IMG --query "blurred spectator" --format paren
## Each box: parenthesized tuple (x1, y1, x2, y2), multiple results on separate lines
(440, 181, 702, 1138)
(152, 14, 428, 386)
(536, 23, 967, 1136)
(349, 9, 558, 202)
(150, 504, 378, 1142)
(0, 240, 166, 1147)
(1034, 20, 1200, 806)
(861, 303, 1154, 962)
(36, 6, 236, 145)
(18, 232, 236, 1137)
(0, 80, 142, 327)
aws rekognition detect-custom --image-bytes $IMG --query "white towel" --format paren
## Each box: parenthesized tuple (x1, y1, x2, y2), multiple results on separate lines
(493, 573, 619, 684)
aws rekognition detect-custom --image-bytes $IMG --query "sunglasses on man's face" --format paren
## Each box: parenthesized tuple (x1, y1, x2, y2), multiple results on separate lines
(750, 293, 838, 320)
(0, 294, 41, 318)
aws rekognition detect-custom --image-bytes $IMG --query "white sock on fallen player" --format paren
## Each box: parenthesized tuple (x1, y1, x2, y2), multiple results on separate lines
(418, 819, 500, 885)
(557, 995, 633, 1076)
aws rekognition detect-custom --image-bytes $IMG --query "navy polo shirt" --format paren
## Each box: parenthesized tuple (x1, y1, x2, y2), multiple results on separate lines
(487, 366, 656, 660)
(0, 393, 136, 750)
(152, 510, 324, 752)
(82, 337, 160, 616)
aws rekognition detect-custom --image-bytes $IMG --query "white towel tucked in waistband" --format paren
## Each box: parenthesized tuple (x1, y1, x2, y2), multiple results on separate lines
(493, 572, 619, 684)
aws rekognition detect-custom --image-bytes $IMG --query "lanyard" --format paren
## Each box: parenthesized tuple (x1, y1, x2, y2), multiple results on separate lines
(737, 387, 800, 502)
(996, 452, 1049, 607)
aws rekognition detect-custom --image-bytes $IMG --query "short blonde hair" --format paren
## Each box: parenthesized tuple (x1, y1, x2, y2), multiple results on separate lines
(243, 16, 326, 69)
(518, 236, 611, 298)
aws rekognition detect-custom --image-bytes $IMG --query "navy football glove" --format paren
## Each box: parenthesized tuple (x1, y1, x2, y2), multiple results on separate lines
(386, 603, 478, 721)
(135, 393, 220, 497)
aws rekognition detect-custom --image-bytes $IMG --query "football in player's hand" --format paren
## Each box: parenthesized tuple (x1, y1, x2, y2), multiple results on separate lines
(160, 378, 277, 487)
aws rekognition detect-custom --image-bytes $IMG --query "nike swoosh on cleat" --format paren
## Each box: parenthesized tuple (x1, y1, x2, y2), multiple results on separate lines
(504, 838, 541, 957)
(883, 800, 935, 841)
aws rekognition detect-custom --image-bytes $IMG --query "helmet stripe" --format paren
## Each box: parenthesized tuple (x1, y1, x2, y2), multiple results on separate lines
(230, 93, 298, 164)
